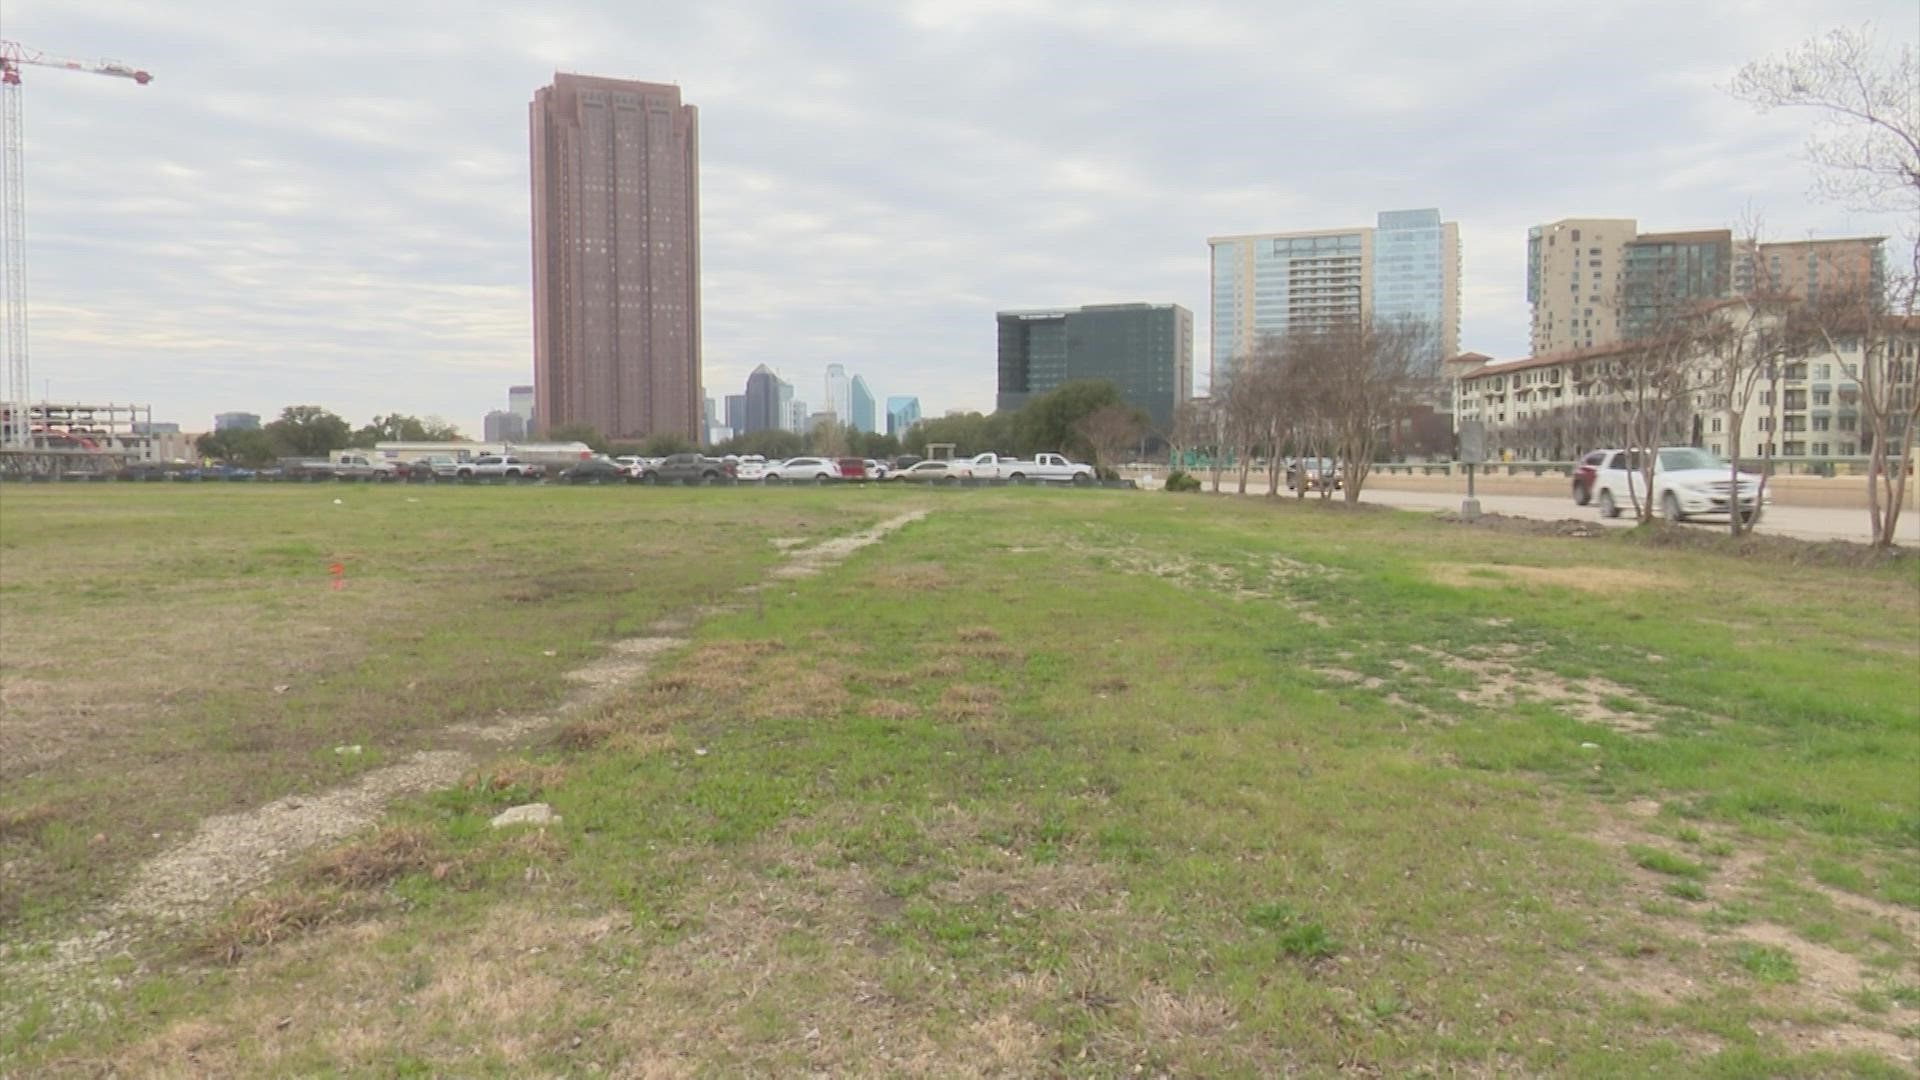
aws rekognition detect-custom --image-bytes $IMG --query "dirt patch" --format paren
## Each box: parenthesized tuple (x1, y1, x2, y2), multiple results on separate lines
(1430, 563, 1670, 593)
(561, 636, 686, 691)
(937, 684, 1002, 722)
(770, 511, 930, 580)
(864, 699, 920, 721)
(304, 825, 445, 890)
(1436, 511, 1605, 539)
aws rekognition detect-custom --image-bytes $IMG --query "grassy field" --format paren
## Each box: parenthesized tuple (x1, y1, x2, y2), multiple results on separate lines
(2, 484, 1917, 1076)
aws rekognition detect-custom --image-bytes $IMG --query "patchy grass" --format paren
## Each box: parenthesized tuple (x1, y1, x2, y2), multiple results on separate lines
(0, 485, 892, 932)
(4, 487, 1917, 1075)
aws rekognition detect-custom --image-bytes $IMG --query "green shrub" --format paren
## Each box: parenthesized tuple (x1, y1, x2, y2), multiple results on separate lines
(1164, 470, 1203, 493)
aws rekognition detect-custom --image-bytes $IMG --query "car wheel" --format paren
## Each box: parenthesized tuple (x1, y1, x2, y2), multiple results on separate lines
(1572, 481, 1590, 507)
(1741, 508, 1763, 526)
(1597, 489, 1620, 519)
(457, 469, 472, 480)
(939, 475, 957, 487)
(1072, 473, 1093, 487)
(1008, 473, 1025, 485)
(1661, 491, 1685, 524)
(814, 474, 830, 485)
(639, 473, 657, 485)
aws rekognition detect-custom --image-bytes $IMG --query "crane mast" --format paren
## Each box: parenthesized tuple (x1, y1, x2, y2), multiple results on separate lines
(0, 41, 152, 448)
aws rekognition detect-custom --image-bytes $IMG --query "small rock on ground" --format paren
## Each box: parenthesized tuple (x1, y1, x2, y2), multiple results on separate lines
(491, 803, 560, 829)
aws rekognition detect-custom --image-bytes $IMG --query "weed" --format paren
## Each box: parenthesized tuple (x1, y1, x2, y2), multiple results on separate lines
(306, 825, 443, 889)
(1733, 944, 1799, 984)
(1665, 880, 1708, 902)
(1629, 845, 1708, 878)
(1277, 922, 1341, 960)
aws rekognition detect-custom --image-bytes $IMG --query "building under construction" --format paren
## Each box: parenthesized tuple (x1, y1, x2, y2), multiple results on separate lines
(0, 400, 158, 477)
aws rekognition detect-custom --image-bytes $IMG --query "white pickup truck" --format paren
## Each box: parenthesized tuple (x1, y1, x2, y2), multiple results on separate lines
(964, 452, 1096, 485)
(331, 453, 397, 481)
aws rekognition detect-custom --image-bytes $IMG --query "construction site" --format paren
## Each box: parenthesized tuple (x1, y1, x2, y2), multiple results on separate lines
(0, 38, 155, 479)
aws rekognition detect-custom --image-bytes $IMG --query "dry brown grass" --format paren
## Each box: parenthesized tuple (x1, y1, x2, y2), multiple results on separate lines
(305, 825, 445, 889)
(865, 699, 920, 721)
(866, 670, 918, 689)
(918, 657, 966, 680)
(870, 563, 951, 591)
(937, 683, 1002, 722)
(198, 892, 351, 964)
(0, 799, 62, 841)
(1430, 563, 1671, 593)
(463, 760, 567, 798)
(956, 625, 1001, 643)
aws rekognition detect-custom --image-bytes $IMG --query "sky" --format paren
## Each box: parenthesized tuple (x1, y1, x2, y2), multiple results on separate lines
(4, 0, 1914, 436)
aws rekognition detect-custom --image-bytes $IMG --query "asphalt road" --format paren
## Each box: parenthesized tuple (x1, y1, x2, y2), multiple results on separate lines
(1356, 486, 1920, 544)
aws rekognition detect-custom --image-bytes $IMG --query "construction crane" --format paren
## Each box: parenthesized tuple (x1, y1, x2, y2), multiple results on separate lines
(0, 41, 152, 448)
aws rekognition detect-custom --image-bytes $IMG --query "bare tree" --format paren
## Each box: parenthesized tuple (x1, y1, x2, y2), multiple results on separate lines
(1591, 305, 1715, 522)
(1733, 25, 1920, 545)
(1311, 319, 1435, 503)
(1701, 218, 1807, 534)
(1074, 405, 1148, 478)
(1731, 26, 1919, 216)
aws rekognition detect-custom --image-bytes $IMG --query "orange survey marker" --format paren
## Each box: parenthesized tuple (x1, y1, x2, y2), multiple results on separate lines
(329, 561, 345, 591)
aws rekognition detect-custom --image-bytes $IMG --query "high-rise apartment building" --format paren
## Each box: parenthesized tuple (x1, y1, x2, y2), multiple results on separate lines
(849, 375, 876, 433)
(530, 74, 701, 442)
(1210, 209, 1459, 384)
(996, 302, 1192, 432)
(1526, 218, 1637, 357)
(1736, 237, 1885, 304)
(885, 396, 921, 437)
(1529, 220, 1883, 356)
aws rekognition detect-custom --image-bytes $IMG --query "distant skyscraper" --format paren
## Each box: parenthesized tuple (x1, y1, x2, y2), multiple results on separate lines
(484, 410, 528, 442)
(824, 364, 851, 422)
(530, 73, 701, 441)
(786, 398, 808, 434)
(996, 302, 1192, 432)
(849, 375, 876, 433)
(214, 412, 260, 431)
(1210, 208, 1459, 384)
(1527, 218, 1637, 356)
(724, 394, 745, 438)
(741, 365, 791, 435)
(507, 385, 535, 428)
(885, 396, 921, 437)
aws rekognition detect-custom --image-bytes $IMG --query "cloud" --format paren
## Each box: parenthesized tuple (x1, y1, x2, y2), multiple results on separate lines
(5, 0, 1913, 434)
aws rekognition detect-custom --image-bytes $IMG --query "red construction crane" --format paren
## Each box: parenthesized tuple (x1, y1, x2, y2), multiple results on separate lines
(0, 41, 153, 448)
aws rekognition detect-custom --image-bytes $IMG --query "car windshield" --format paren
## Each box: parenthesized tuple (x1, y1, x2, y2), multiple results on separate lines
(1658, 448, 1724, 472)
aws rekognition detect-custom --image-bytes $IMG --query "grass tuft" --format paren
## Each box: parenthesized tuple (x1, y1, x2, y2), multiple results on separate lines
(1733, 943, 1799, 984)
(1628, 845, 1708, 879)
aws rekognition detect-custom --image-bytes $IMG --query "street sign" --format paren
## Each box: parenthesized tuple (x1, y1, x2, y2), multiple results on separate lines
(1457, 420, 1487, 465)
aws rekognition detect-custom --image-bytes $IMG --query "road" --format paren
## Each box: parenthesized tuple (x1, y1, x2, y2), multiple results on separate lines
(1356, 486, 1919, 544)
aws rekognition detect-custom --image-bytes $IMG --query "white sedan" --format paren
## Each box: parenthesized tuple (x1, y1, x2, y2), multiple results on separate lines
(1591, 447, 1768, 524)
(761, 457, 841, 484)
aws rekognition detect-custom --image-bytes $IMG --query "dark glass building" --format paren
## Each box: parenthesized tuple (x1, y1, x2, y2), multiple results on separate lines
(995, 303, 1192, 432)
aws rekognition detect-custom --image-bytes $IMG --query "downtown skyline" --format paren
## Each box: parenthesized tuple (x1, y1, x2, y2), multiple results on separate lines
(5, 1, 1912, 436)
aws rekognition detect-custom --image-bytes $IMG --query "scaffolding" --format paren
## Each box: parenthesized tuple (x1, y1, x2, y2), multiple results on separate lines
(0, 400, 154, 477)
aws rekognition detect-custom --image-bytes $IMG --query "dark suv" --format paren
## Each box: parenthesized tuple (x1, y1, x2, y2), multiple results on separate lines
(640, 453, 731, 485)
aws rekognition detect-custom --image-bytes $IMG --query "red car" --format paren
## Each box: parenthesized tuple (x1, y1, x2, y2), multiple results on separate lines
(835, 457, 868, 480)
(1571, 449, 1613, 506)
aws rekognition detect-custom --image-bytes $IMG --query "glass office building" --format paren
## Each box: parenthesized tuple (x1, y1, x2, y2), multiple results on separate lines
(995, 303, 1192, 432)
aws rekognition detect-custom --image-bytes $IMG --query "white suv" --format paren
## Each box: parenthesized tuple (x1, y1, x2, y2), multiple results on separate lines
(1591, 447, 1768, 524)
(762, 457, 840, 484)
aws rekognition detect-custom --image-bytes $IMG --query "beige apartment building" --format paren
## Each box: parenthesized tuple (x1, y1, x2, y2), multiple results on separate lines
(1529, 219, 1885, 358)
(1450, 313, 1920, 464)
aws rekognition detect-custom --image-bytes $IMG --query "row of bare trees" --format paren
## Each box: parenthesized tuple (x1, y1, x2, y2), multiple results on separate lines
(1171, 319, 1438, 503)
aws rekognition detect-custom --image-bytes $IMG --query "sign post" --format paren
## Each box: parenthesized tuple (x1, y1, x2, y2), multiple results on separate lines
(1457, 421, 1487, 521)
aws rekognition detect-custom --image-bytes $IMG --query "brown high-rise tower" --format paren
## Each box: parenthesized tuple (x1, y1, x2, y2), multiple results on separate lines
(531, 74, 701, 441)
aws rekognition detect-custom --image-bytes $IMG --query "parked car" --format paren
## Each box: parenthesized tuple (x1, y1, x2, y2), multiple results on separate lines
(1591, 447, 1768, 523)
(762, 457, 840, 484)
(891, 460, 957, 484)
(864, 458, 890, 480)
(1286, 458, 1342, 492)
(733, 456, 770, 482)
(410, 454, 461, 480)
(207, 464, 256, 481)
(639, 453, 730, 485)
(1571, 449, 1612, 506)
(612, 455, 648, 478)
(558, 458, 630, 484)
(836, 458, 870, 480)
(457, 454, 542, 480)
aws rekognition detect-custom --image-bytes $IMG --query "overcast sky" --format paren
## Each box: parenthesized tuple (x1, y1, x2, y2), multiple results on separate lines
(4, 0, 1914, 435)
